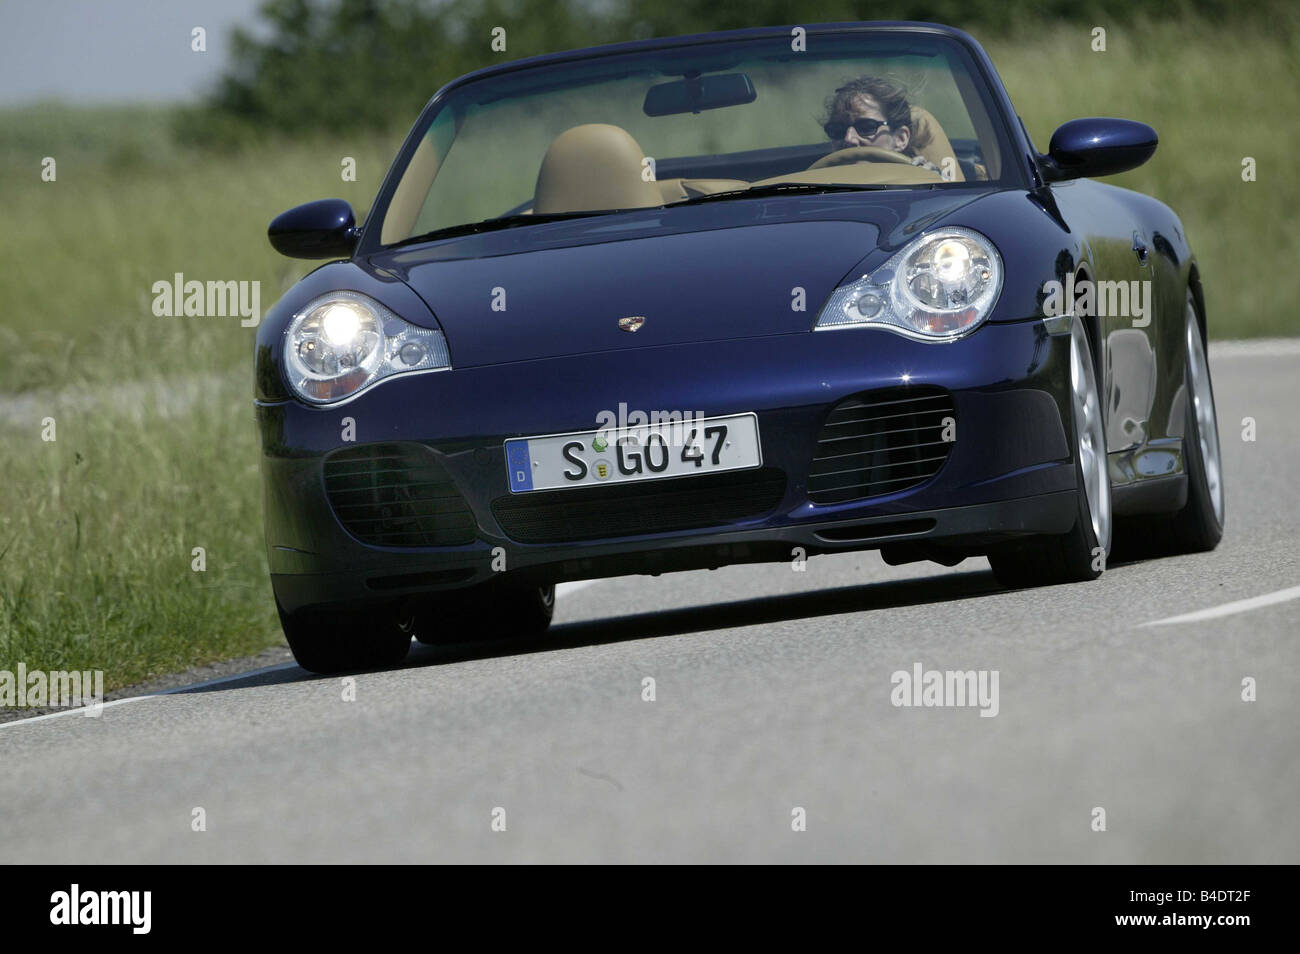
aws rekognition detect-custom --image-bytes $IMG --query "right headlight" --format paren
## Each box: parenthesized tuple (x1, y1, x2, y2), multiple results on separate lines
(283, 291, 450, 404)
(814, 226, 1003, 341)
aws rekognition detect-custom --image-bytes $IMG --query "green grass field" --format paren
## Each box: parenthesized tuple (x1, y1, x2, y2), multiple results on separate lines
(983, 16, 1300, 340)
(0, 375, 276, 686)
(1, 15, 1296, 690)
(1, 112, 405, 687)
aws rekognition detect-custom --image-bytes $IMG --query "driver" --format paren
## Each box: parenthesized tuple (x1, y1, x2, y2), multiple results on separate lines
(821, 77, 941, 173)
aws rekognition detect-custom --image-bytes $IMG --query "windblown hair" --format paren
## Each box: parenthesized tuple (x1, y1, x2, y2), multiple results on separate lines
(822, 76, 916, 155)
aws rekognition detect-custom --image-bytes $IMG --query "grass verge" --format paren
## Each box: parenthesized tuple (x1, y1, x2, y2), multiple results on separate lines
(0, 372, 278, 688)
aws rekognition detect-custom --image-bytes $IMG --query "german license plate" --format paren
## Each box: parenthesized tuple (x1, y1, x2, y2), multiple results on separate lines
(504, 413, 761, 493)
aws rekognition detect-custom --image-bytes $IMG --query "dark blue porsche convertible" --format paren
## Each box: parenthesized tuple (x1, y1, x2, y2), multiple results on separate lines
(257, 21, 1224, 673)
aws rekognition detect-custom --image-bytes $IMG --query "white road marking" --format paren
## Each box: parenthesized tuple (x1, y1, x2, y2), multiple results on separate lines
(0, 662, 300, 730)
(1138, 584, 1300, 627)
(1, 581, 614, 729)
(0, 696, 145, 728)
(1208, 338, 1300, 359)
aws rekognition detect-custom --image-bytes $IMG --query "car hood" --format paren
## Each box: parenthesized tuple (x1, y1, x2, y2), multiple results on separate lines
(368, 190, 987, 368)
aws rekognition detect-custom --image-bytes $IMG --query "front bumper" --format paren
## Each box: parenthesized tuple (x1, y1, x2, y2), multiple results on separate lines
(259, 318, 1076, 613)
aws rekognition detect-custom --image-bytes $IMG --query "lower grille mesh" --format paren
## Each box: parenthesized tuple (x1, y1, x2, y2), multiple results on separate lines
(808, 387, 956, 504)
(324, 442, 476, 547)
(492, 467, 787, 544)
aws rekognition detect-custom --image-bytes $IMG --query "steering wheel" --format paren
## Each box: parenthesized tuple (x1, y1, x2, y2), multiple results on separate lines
(809, 146, 917, 170)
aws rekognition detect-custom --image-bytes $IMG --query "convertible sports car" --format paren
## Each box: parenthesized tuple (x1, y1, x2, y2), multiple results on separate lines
(257, 21, 1224, 673)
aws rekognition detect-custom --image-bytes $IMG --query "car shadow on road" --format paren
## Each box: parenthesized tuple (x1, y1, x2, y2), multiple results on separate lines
(402, 567, 1007, 672)
(173, 568, 1007, 691)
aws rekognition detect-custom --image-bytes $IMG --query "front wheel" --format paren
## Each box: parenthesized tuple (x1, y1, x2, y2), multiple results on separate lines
(989, 319, 1112, 588)
(1163, 291, 1225, 551)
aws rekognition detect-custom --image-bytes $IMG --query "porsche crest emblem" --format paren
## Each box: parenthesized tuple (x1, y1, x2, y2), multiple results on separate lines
(618, 316, 646, 333)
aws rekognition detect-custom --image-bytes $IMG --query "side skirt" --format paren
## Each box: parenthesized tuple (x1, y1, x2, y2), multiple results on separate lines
(1112, 472, 1188, 516)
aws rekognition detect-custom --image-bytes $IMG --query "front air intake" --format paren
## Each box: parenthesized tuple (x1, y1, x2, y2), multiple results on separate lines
(323, 442, 476, 547)
(807, 387, 956, 505)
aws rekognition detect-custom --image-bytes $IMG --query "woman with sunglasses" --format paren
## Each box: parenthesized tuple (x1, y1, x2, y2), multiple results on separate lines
(820, 76, 942, 174)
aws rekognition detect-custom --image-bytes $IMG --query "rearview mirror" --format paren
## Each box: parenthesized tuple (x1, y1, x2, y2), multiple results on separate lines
(1041, 118, 1157, 181)
(268, 198, 359, 259)
(643, 72, 756, 117)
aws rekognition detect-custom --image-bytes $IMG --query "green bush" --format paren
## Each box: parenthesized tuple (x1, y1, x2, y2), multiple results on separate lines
(180, 0, 1290, 142)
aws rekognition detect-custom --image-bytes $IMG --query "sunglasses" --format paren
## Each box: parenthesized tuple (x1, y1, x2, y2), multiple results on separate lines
(824, 118, 889, 141)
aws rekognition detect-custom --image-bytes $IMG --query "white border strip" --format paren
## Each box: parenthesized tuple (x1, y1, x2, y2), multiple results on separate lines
(1139, 584, 1300, 627)
(0, 580, 613, 729)
(0, 662, 300, 730)
(0, 695, 144, 728)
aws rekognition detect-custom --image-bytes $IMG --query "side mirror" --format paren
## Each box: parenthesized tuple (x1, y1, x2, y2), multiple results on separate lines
(268, 198, 359, 259)
(1040, 118, 1157, 181)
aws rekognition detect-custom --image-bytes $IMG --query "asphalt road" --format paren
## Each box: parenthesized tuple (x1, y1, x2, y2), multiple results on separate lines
(2, 342, 1298, 863)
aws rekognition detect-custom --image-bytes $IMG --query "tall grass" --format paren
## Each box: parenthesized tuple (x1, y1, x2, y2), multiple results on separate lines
(0, 374, 276, 686)
(982, 16, 1300, 338)
(0, 105, 404, 393)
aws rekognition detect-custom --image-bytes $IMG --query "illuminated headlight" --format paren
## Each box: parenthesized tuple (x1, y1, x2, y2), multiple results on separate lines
(815, 227, 1003, 340)
(283, 291, 450, 404)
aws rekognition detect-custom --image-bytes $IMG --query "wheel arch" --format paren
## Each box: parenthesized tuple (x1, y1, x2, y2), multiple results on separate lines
(1187, 263, 1208, 344)
(1071, 260, 1103, 381)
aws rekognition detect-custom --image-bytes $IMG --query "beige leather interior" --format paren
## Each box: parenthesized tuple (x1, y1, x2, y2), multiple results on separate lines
(527, 109, 972, 218)
(907, 106, 964, 182)
(382, 96, 993, 243)
(755, 162, 944, 187)
(382, 132, 444, 244)
(534, 124, 663, 214)
(655, 178, 749, 203)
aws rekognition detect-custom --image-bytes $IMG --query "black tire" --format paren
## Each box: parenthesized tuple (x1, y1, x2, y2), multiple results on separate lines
(1163, 291, 1225, 552)
(987, 464, 1105, 588)
(277, 599, 412, 675)
(989, 320, 1111, 588)
(412, 580, 555, 645)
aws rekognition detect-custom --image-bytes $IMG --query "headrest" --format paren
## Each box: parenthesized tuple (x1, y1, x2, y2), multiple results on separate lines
(909, 106, 964, 182)
(534, 124, 664, 214)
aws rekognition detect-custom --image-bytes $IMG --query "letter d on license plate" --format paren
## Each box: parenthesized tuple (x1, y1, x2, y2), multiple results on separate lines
(504, 412, 761, 493)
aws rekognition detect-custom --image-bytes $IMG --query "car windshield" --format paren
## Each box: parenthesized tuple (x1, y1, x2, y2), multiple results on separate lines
(376, 30, 1016, 246)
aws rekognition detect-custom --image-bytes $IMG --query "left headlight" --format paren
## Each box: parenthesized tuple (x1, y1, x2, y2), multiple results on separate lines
(814, 226, 1003, 341)
(283, 291, 450, 404)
